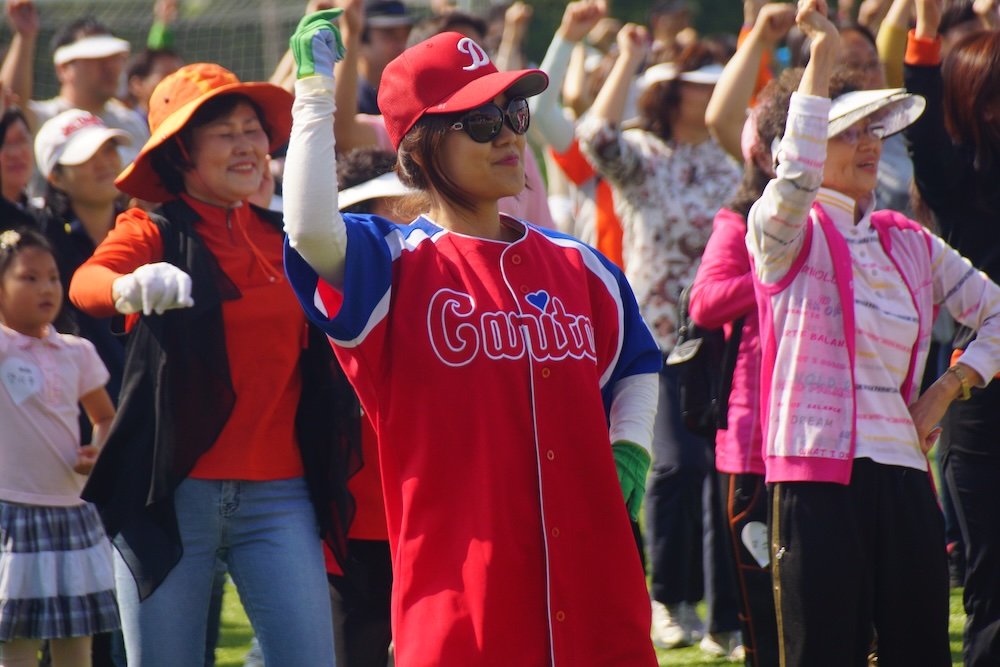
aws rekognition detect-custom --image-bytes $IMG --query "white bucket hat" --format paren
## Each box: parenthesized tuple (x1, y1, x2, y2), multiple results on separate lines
(34, 109, 132, 179)
(338, 172, 415, 211)
(828, 88, 925, 139)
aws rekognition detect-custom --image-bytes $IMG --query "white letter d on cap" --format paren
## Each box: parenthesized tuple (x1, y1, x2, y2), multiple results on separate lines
(457, 37, 490, 71)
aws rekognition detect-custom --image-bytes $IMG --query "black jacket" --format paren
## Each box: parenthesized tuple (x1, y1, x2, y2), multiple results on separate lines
(904, 60, 1000, 281)
(82, 199, 361, 599)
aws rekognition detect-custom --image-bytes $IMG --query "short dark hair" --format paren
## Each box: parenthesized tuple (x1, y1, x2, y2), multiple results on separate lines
(637, 41, 721, 142)
(940, 0, 977, 35)
(727, 66, 867, 217)
(791, 22, 876, 71)
(0, 227, 54, 279)
(338, 147, 398, 215)
(838, 22, 877, 48)
(148, 94, 269, 196)
(127, 47, 181, 81)
(43, 172, 73, 220)
(362, 0, 415, 44)
(338, 148, 397, 189)
(0, 108, 30, 193)
(406, 12, 487, 47)
(50, 17, 113, 54)
(648, 0, 690, 22)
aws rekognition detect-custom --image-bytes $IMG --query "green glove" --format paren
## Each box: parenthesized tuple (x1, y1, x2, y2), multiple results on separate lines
(289, 9, 346, 80)
(612, 440, 651, 522)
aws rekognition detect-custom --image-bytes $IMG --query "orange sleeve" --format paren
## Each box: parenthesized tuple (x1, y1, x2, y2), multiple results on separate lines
(905, 29, 942, 66)
(594, 181, 624, 269)
(548, 139, 597, 186)
(737, 25, 774, 106)
(69, 207, 164, 318)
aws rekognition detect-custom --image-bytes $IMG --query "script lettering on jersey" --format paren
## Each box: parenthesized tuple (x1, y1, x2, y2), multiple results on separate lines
(427, 288, 597, 367)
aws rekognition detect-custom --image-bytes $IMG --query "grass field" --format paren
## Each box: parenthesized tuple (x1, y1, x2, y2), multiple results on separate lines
(212, 582, 968, 667)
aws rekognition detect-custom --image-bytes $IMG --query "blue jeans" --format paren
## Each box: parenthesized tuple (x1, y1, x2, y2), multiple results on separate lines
(115, 477, 336, 667)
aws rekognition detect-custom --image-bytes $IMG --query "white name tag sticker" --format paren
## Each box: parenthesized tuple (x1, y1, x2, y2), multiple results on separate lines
(1, 356, 41, 406)
(741, 521, 771, 568)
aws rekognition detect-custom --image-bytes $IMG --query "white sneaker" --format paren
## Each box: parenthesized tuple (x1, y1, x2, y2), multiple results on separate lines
(700, 631, 745, 662)
(728, 643, 747, 662)
(243, 636, 264, 667)
(680, 602, 705, 642)
(651, 600, 692, 649)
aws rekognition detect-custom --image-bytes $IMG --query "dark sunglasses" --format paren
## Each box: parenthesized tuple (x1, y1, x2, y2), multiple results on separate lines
(449, 97, 531, 143)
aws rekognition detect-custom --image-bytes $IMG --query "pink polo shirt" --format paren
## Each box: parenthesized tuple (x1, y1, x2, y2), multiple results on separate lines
(0, 324, 109, 507)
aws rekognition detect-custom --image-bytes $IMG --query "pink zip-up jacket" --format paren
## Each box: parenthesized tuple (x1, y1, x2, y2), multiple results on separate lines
(747, 93, 1000, 484)
(690, 208, 764, 475)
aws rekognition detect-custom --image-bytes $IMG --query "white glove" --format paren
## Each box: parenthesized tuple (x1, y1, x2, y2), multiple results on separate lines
(112, 262, 194, 316)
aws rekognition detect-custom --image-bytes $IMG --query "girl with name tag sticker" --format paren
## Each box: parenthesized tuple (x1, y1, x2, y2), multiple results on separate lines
(0, 228, 118, 667)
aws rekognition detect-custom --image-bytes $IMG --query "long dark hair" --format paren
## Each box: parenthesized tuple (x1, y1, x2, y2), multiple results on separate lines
(396, 115, 474, 213)
(338, 147, 398, 215)
(942, 30, 1000, 171)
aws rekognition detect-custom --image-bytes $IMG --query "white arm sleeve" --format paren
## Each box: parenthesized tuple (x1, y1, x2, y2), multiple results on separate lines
(528, 34, 577, 154)
(608, 372, 659, 452)
(283, 75, 348, 285)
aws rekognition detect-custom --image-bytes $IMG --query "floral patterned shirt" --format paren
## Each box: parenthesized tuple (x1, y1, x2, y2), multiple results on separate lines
(578, 117, 741, 350)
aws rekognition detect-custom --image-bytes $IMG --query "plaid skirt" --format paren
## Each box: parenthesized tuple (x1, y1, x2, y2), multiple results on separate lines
(0, 500, 120, 641)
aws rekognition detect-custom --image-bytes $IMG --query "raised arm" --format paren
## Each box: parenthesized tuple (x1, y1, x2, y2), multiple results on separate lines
(973, 0, 999, 29)
(586, 23, 646, 129)
(576, 24, 649, 185)
(271, 2, 335, 93)
(706, 2, 795, 162)
(796, 0, 839, 99)
(529, 0, 606, 154)
(747, 0, 840, 284)
(495, 1, 532, 72)
(283, 10, 349, 285)
(0, 0, 39, 126)
(858, 0, 893, 32)
(332, 0, 379, 152)
(875, 0, 911, 87)
(147, 0, 178, 49)
(903, 0, 966, 215)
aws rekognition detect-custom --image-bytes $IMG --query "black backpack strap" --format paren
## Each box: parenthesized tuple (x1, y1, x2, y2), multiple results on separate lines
(715, 316, 746, 431)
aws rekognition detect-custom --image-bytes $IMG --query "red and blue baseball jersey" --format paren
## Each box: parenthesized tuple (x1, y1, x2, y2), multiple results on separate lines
(286, 213, 660, 666)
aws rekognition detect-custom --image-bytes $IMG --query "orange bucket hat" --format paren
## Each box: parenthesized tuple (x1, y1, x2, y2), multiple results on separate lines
(115, 63, 293, 202)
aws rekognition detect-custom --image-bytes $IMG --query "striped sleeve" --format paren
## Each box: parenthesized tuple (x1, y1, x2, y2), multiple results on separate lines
(284, 214, 396, 346)
(747, 93, 831, 285)
(930, 234, 1000, 384)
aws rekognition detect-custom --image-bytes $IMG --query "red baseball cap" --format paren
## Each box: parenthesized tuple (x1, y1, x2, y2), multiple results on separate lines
(377, 32, 548, 150)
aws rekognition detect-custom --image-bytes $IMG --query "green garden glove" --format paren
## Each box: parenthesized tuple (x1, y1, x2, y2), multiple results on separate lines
(612, 440, 651, 522)
(289, 9, 346, 80)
